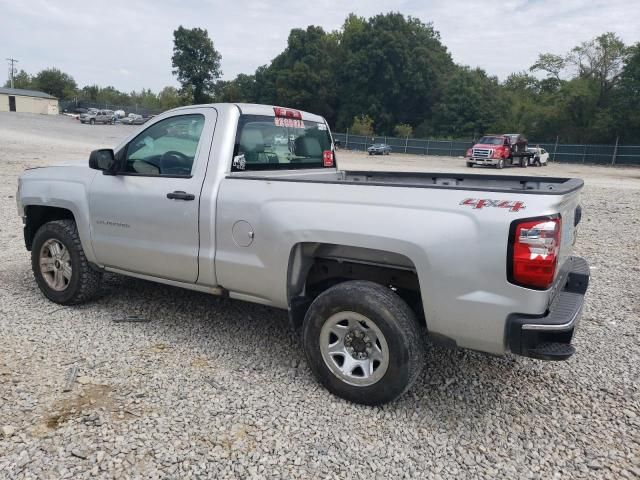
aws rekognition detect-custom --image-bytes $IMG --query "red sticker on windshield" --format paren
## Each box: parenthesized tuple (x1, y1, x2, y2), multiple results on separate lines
(323, 150, 334, 167)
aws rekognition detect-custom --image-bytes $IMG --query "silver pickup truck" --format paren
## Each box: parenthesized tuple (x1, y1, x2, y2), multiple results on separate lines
(17, 103, 589, 405)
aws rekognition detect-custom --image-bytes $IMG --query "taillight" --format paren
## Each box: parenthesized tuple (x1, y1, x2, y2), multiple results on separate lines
(273, 107, 302, 119)
(509, 217, 561, 289)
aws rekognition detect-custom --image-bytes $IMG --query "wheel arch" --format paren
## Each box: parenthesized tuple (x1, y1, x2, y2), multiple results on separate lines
(286, 242, 425, 330)
(23, 205, 75, 250)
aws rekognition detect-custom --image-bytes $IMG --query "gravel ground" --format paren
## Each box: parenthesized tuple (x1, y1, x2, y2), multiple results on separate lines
(0, 112, 638, 479)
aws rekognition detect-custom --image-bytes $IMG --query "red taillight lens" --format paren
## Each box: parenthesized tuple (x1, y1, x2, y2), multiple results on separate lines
(323, 150, 334, 167)
(273, 107, 302, 119)
(510, 217, 561, 289)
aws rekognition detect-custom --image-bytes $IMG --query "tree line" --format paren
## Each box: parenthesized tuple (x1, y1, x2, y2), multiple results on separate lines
(5, 13, 639, 143)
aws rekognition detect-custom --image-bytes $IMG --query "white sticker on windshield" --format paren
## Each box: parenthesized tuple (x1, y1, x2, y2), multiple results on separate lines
(317, 123, 327, 131)
(233, 154, 246, 170)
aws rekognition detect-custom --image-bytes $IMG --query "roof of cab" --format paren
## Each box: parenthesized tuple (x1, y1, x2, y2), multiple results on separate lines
(168, 103, 325, 124)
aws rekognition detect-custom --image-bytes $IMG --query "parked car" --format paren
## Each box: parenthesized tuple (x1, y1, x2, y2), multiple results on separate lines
(17, 103, 589, 405)
(527, 146, 549, 166)
(78, 108, 98, 122)
(466, 134, 533, 169)
(121, 114, 146, 125)
(367, 143, 391, 155)
(80, 109, 116, 125)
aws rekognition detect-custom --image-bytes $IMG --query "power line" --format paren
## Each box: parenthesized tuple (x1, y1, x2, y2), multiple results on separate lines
(6, 58, 18, 89)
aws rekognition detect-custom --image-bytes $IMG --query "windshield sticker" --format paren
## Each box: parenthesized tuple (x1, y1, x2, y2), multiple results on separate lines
(232, 154, 246, 170)
(274, 117, 305, 129)
(460, 198, 526, 212)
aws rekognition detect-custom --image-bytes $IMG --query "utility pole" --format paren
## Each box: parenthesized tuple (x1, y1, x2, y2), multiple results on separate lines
(6, 58, 18, 88)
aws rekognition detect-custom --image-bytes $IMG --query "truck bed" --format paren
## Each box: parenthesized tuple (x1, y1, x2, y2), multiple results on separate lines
(227, 170, 584, 195)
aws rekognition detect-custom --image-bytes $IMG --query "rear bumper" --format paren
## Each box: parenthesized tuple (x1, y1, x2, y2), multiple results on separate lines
(506, 256, 590, 360)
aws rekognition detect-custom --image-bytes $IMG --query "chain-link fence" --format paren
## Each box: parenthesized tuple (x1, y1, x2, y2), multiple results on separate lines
(332, 132, 640, 166)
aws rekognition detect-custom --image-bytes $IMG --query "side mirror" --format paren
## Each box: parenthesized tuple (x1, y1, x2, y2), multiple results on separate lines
(89, 149, 116, 173)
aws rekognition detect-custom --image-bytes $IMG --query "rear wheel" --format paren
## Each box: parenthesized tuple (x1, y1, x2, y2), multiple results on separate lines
(520, 157, 528, 168)
(303, 281, 425, 405)
(31, 220, 102, 305)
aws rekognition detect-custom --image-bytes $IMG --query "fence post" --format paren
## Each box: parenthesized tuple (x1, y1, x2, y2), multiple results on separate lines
(426, 139, 430, 156)
(449, 140, 453, 157)
(552, 136, 559, 163)
(612, 136, 619, 166)
(345, 128, 349, 150)
(582, 144, 587, 164)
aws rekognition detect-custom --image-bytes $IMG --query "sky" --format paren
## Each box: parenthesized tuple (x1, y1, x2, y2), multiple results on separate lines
(2, 0, 639, 92)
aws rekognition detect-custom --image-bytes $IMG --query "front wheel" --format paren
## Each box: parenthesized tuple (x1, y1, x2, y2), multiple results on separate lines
(89, 118, 95, 125)
(496, 159, 504, 169)
(31, 220, 102, 305)
(466, 162, 473, 168)
(303, 281, 425, 405)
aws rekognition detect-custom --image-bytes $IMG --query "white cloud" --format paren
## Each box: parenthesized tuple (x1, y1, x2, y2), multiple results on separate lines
(1, 0, 638, 91)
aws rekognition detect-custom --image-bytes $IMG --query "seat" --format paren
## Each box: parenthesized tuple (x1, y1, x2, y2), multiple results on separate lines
(294, 136, 322, 158)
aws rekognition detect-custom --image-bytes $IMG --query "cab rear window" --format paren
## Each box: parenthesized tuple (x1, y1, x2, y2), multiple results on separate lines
(232, 115, 332, 171)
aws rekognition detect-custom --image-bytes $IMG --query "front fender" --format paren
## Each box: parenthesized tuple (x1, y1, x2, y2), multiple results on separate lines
(19, 167, 99, 263)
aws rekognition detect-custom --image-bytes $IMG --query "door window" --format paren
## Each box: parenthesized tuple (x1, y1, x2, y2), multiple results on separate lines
(124, 114, 205, 176)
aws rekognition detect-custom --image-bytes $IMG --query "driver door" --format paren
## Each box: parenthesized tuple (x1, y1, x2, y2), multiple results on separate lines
(88, 107, 217, 283)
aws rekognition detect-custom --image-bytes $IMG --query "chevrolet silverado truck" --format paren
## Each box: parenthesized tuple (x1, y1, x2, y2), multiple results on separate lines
(17, 104, 589, 405)
(466, 133, 533, 169)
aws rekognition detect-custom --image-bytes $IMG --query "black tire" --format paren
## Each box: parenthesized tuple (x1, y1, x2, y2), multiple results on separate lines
(302, 280, 425, 405)
(90, 118, 95, 125)
(521, 157, 528, 168)
(31, 220, 102, 305)
(111, 118, 115, 125)
(496, 159, 504, 169)
(466, 162, 473, 168)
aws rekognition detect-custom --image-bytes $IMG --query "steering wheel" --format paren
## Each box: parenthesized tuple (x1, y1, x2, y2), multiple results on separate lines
(160, 151, 191, 175)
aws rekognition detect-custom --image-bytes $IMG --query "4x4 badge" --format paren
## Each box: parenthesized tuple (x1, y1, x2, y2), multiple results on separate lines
(460, 198, 526, 212)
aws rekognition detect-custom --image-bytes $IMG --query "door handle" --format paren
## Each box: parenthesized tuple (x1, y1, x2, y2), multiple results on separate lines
(166, 191, 195, 201)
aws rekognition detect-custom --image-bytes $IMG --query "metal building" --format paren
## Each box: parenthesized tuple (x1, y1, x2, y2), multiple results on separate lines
(0, 87, 59, 114)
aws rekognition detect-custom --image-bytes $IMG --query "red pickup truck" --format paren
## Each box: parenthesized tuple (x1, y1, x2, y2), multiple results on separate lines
(466, 133, 532, 169)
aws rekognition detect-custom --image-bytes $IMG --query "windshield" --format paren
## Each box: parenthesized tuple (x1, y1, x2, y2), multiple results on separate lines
(232, 114, 332, 171)
(477, 136, 503, 145)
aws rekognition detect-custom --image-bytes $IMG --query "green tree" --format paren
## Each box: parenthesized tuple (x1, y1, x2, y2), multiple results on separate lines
(337, 13, 454, 133)
(172, 26, 222, 104)
(3, 69, 32, 89)
(612, 43, 640, 142)
(350, 114, 374, 136)
(394, 123, 413, 137)
(430, 67, 503, 138)
(158, 86, 183, 110)
(530, 53, 566, 81)
(567, 32, 628, 105)
(32, 68, 77, 98)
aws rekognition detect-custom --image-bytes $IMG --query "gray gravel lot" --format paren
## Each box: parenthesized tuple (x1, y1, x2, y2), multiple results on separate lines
(0, 112, 639, 479)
